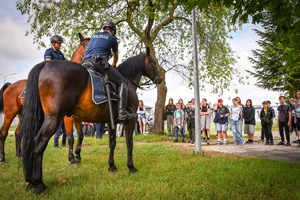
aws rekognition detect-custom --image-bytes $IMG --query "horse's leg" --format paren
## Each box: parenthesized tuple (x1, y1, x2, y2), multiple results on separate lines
(125, 119, 138, 173)
(108, 123, 117, 172)
(15, 115, 22, 158)
(30, 117, 61, 194)
(0, 112, 16, 162)
(73, 118, 83, 162)
(0, 126, 7, 163)
(64, 116, 78, 164)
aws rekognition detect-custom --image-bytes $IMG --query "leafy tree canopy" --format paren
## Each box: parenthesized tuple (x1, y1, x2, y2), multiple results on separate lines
(247, 12, 300, 97)
(16, 0, 246, 133)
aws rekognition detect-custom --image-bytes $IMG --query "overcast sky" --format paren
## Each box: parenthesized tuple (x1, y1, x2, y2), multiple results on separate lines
(0, 1, 280, 108)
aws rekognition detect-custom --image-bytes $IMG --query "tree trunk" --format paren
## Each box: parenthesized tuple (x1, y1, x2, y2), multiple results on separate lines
(150, 70, 167, 134)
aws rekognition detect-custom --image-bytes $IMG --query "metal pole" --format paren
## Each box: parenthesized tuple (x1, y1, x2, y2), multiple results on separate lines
(0, 73, 16, 84)
(191, 9, 201, 153)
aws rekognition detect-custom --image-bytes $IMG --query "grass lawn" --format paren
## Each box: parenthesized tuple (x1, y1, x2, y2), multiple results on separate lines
(0, 133, 299, 199)
(8, 121, 279, 133)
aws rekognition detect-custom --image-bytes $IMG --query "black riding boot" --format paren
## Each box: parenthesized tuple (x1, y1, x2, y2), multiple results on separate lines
(118, 83, 135, 121)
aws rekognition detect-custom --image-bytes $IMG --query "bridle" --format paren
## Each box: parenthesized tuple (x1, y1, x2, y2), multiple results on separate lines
(80, 39, 90, 47)
(127, 55, 160, 90)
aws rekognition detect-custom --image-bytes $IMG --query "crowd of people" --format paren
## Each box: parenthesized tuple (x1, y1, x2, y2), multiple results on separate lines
(164, 92, 300, 147)
(165, 97, 212, 144)
(44, 21, 300, 148)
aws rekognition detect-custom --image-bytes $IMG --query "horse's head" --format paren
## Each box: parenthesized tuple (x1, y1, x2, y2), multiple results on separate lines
(144, 47, 163, 84)
(70, 33, 90, 64)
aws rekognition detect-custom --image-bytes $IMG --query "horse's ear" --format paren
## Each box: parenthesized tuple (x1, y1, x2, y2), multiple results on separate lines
(78, 33, 85, 42)
(146, 47, 150, 56)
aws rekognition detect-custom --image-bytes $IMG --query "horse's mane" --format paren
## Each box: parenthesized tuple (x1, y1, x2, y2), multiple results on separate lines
(117, 53, 145, 78)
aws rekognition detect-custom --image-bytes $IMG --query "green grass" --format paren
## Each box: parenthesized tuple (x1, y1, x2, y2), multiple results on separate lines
(9, 121, 279, 133)
(0, 134, 299, 199)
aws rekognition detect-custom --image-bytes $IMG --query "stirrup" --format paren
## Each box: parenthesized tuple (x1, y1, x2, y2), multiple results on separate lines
(117, 112, 136, 121)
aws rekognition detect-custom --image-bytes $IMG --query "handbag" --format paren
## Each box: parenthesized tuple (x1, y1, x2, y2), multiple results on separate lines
(213, 115, 218, 123)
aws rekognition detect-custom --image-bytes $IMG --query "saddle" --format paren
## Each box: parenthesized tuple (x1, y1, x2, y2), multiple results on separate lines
(81, 55, 109, 72)
(81, 56, 119, 105)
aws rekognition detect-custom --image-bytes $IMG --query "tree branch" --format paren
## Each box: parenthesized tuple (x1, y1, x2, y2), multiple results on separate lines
(151, 3, 180, 41)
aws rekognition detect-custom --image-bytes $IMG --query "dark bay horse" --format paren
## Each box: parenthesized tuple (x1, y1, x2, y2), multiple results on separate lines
(0, 33, 89, 163)
(20, 47, 162, 194)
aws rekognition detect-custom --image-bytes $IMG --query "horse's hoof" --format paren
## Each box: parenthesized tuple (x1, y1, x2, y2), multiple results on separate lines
(18, 156, 23, 160)
(0, 156, 5, 163)
(70, 162, 80, 168)
(75, 156, 81, 161)
(108, 165, 117, 172)
(69, 158, 79, 165)
(129, 167, 138, 174)
(26, 183, 36, 190)
(34, 183, 47, 195)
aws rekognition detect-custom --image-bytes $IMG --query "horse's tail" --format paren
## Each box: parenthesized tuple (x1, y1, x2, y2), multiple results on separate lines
(0, 82, 11, 113)
(20, 61, 46, 182)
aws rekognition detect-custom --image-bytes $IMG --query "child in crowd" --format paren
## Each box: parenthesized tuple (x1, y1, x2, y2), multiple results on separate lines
(137, 100, 146, 135)
(178, 98, 187, 138)
(214, 99, 230, 145)
(200, 98, 211, 144)
(166, 98, 176, 139)
(243, 99, 255, 144)
(295, 90, 300, 147)
(260, 101, 275, 145)
(186, 101, 195, 144)
(230, 98, 245, 146)
(277, 96, 291, 146)
(266, 100, 276, 138)
(173, 103, 185, 143)
(289, 97, 298, 143)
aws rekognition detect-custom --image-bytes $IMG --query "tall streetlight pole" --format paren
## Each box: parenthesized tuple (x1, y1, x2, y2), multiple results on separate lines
(191, 9, 201, 153)
(0, 73, 16, 85)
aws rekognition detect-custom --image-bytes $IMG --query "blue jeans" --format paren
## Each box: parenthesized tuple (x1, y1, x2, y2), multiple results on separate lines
(54, 120, 66, 147)
(175, 126, 184, 140)
(230, 119, 244, 144)
(95, 123, 105, 139)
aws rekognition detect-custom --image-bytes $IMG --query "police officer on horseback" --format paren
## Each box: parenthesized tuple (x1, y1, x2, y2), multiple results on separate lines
(82, 22, 135, 121)
(44, 35, 67, 148)
(44, 35, 67, 61)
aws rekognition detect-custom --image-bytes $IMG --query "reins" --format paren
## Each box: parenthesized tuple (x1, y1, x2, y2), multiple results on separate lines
(122, 54, 159, 91)
(126, 78, 157, 91)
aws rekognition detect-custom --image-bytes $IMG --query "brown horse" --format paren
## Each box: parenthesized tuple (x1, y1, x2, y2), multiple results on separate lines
(0, 80, 25, 162)
(0, 33, 89, 163)
(20, 47, 162, 194)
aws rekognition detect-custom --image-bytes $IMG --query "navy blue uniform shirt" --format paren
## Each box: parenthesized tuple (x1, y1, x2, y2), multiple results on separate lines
(44, 48, 66, 60)
(83, 31, 118, 60)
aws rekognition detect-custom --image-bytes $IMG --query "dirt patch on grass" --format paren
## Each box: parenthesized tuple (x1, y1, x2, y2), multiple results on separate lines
(93, 137, 300, 162)
(165, 138, 300, 162)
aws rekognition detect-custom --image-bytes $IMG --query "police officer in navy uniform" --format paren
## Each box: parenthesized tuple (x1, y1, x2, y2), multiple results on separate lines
(44, 35, 67, 61)
(44, 35, 67, 147)
(83, 22, 134, 121)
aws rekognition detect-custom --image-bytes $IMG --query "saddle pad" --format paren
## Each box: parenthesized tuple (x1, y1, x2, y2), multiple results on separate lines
(19, 87, 26, 98)
(88, 71, 118, 105)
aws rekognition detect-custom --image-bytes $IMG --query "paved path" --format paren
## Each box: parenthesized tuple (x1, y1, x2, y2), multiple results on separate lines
(170, 130, 300, 162)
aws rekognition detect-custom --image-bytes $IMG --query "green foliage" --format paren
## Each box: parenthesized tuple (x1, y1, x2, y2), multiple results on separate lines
(16, 0, 243, 94)
(154, 0, 300, 96)
(247, 12, 300, 96)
